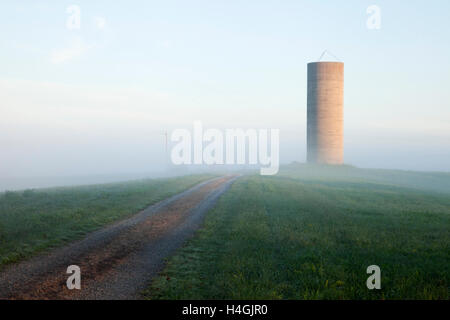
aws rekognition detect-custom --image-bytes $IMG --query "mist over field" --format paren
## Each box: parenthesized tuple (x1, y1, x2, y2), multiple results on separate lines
(1, 1, 450, 192)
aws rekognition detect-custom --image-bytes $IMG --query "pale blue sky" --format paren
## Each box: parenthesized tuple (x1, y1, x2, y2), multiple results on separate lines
(1, 0, 450, 179)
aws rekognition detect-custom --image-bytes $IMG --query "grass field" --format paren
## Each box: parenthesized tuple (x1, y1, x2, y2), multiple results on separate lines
(0, 174, 214, 268)
(146, 165, 450, 300)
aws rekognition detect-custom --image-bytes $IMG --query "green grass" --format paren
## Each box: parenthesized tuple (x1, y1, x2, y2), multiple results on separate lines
(0, 174, 214, 268)
(145, 166, 450, 300)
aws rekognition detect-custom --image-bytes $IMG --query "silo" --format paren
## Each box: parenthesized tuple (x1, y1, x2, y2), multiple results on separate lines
(307, 61, 344, 164)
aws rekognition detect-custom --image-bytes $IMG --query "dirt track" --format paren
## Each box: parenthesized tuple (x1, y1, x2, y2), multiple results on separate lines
(0, 175, 238, 300)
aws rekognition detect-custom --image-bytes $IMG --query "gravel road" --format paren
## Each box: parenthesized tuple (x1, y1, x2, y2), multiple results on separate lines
(0, 175, 238, 300)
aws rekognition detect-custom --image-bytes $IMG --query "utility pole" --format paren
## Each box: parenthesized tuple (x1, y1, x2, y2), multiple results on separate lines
(162, 131, 168, 170)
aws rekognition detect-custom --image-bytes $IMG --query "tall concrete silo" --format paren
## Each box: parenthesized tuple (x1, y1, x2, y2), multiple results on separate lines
(307, 61, 344, 164)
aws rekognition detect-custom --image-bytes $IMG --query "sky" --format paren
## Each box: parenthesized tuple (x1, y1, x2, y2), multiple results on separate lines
(1, 0, 450, 184)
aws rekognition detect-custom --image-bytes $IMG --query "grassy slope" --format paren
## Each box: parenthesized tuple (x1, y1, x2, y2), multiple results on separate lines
(0, 174, 214, 268)
(146, 166, 450, 299)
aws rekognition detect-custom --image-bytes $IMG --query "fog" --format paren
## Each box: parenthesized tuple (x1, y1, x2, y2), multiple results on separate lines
(1, 1, 450, 190)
